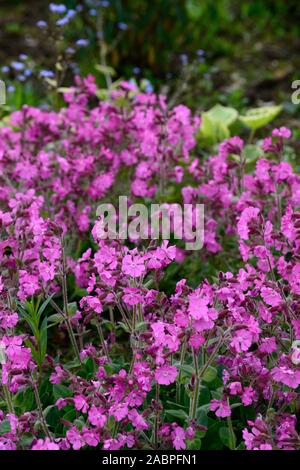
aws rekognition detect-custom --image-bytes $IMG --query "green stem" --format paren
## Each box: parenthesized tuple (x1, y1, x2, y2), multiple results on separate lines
(227, 410, 236, 450)
(176, 339, 187, 403)
(96, 321, 111, 363)
(3, 384, 14, 414)
(153, 383, 160, 448)
(50, 298, 81, 364)
(61, 239, 81, 364)
(198, 335, 224, 380)
(190, 349, 200, 420)
(32, 379, 51, 439)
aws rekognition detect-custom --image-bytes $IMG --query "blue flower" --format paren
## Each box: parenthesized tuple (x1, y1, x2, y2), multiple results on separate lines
(117, 22, 128, 31)
(76, 39, 89, 47)
(11, 61, 24, 71)
(56, 17, 69, 26)
(49, 3, 67, 14)
(40, 70, 55, 78)
(37, 20, 47, 28)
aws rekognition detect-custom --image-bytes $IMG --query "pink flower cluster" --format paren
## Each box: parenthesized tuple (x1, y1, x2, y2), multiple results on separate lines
(0, 78, 299, 450)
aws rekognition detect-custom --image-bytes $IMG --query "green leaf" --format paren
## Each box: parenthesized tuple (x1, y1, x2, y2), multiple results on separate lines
(219, 426, 236, 449)
(196, 405, 209, 427)
(47, 313, 64, 327)
(67, 302, 77, 317)
(135, 321, 149, 331)
(176, 363, 195, 376)
(239, 105, 282, 131)
(187, 437, 202, 450)
(166, 401, 187, 409)
(95, 64, 116, 77)
(57, 87, 74, 94)
(15, 387, 35, 411)
(24, 339, 39, 363)
(40, 316, 48, 361)
(0, 420, 11, 435)
(53, 384, 72, 401)
(37, 295, 54, 320)
(165, 409, 188, 420)
(43, 405, 55, 418)
(243, 144, 262, 163)
(199, 106, 235, 145)
(186, 0, 202, 20)
(117, 321, 130, 333)
(202, 366, 218, 383)
(207, 104, 238, 127)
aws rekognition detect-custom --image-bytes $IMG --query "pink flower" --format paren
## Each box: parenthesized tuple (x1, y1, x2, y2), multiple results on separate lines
(122, 287, 143, 306)
(2, 336, 31, 369)
(271, 366, 300, 389)
(18, 271, 40, 300)
(230, 329, 253, 353)
(50, 366, 67, 384)
(155, 365, 178, 385)
(261, 287, 282, 307)
(80, 295, 103, 314)
(210, 399, 231, 418)
(88, 405, 107, 427)
(258, 336, 277, 354)
(122, 254, 146, 278)
(188, 293, 209, 320)
(0, 310, 18, 329)
(272, 127, 291, 139)
(189, 333, 205, 350)
(66, 427, 85, 450)
(229, 382, 242, 395)
(281, 206, 296, 242)
(242, 386, 256, 406)
(256, 444, 273, 450)
(128, 409, 148, 430)
(74, 395, 89, 413)
(290, 264, 300, 295)
(82, 428, 99, 447)
(32, 438, 60, 450)
(171, 426, 186, 450)
(237, 207, 260, 240)
(109, 403, 128, 421)
(39, 262, 56, 283)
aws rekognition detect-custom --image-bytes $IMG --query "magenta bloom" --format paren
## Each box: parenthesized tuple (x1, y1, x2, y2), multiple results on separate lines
(74, 395, 89, 413)
(88, 405, 107, 427)
(171, 426, 186, 450)
(271, 366, 300, 389)
(237, 207, 260, 240)
(122, 287, 143, 306)
(32, 438, 60, 450)
(155, 365, 178, 385)
(122, 254, 146, 278)
(188, 293, 209, 320)
(261, 287, 282, 307)
(210, 399, 231, 418)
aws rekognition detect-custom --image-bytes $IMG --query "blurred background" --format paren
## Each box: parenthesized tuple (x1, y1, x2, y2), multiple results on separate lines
(0, 0, 299, 120)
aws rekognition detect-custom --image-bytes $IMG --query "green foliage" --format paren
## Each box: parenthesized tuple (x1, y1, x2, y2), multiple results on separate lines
(17, 296, 52, 373)
(199, 103, 282, 145)
(219, 425, 237, 449)
(239, 105, 282, 131)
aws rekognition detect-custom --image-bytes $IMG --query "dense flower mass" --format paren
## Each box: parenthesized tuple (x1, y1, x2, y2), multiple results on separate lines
(0, 77, 299, 450)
